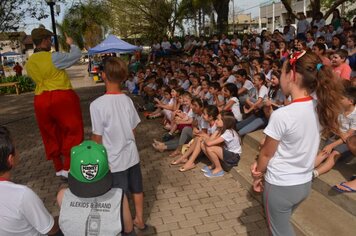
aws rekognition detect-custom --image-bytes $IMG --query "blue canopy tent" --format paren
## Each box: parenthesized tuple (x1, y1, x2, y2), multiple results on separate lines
(88, 35, 139, 55)
(1, 51, 21, 56)
(88, 35, 139, 81)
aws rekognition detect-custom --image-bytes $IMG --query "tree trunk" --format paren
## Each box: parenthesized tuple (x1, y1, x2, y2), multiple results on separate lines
(202, 9, 205, 36)
(212, 0, 229, 34)
(323, 0, 349, 19)
(198, 9, 202, 36)
(280, 0, 299, 20)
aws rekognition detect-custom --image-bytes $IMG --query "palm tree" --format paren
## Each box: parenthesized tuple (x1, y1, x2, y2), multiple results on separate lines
(56, 1, 110, 50)
(178, 0, 229, 35)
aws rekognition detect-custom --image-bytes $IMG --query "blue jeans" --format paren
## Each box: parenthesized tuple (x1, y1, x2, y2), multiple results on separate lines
(236, 114, 267, 136)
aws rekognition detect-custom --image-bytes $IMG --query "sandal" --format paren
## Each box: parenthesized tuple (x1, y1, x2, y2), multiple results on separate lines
(170, 157, 187, 165)
(169, 150, 180, 157)
(179, 163, 196, 172)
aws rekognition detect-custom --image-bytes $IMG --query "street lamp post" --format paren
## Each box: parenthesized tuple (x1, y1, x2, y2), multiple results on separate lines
(45, 0, 59, 52)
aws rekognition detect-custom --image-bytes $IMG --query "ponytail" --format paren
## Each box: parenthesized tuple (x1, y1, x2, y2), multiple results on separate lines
(315, 64, 343, 135)
(286, 51, 343, 136)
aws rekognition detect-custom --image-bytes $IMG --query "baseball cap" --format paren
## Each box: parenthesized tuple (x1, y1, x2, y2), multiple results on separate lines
(31, 27, 53, 41)
(68, 140, 112, 198)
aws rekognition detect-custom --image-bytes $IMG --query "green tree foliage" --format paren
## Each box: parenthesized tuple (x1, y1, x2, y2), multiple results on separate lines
(280, 0, 353, 20)
(177, 0, 230, 35)
(0, 75, 35, 94)
(107, 0, 176, 40)
(56, 0, 110, 50)
(0, 0, 54, 32)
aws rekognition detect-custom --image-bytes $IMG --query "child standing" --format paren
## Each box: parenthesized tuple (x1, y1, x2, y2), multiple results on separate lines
(251, 51, 343, 236)
(90, 57, 146, 231)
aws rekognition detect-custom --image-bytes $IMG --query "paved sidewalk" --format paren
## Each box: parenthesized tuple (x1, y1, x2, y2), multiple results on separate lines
(0, 71, 269, 235)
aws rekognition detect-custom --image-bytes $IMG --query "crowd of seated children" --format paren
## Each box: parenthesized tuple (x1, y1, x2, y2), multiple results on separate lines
(125, 27, 355, 179)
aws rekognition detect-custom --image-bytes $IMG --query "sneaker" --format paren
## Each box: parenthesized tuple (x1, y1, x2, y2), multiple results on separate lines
(162, 133, 174, 142)
(61, 170, 69, 178)
(204, 170, 225, 178)
(201, 166, 212, 173)
(55, 170, 63, 177)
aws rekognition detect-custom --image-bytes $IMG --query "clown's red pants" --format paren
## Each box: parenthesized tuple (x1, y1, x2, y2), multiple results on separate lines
(34, 90, 83, 172)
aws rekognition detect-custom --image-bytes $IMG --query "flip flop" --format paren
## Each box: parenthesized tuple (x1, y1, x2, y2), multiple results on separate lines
(349, 175, 356, 181)
(204, 170, 225, 178)
(170, 158, 187, 165)
(179, 164, 196, 172)
(201, 165, 212, 173)
(333, 182, 356, 193)
(134, 223, 149, 231)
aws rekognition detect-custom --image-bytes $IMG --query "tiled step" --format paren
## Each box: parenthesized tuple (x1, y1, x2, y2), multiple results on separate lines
(231, 130, 356, 236)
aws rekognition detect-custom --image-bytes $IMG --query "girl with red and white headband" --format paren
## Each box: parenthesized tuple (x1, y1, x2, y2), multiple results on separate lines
(250, 51, 343, 236)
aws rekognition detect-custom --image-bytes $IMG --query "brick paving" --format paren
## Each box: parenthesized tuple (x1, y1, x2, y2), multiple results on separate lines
(0, 67, 269, 235)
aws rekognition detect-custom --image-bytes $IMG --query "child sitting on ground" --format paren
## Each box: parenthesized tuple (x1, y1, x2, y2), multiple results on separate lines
(148, 87, 172, 119)
(199, 79, 212, 104)
(188, 74, 201, 97)
(333, 133, 356, 192)
(125, 72, 138, 94)
(222, 83, 242, 122)
(172, 105, 220, 172)
(201, 113, 241, 178)
(152, 97, 207, 156)
(162, 92, 193, 141)
(243, 73, 268, 115)
(208, 82, 225, 107)
(313, 87, 356, 177)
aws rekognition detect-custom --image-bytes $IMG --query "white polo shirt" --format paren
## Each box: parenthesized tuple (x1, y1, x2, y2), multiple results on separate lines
(264, 99, 320, 186)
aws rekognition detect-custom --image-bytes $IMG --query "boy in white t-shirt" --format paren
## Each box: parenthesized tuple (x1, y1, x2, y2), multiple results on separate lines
(90, 57, 146, 231)
(0, 126, 60, 236)
(314, 87, 356, 177)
